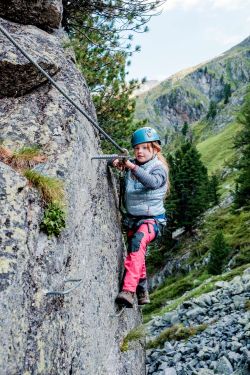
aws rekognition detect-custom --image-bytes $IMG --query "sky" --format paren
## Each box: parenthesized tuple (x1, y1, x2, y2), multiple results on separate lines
(127, 0, 250, 82)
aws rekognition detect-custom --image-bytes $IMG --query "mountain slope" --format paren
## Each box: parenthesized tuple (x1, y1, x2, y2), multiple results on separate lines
(135, 36, 250, 140)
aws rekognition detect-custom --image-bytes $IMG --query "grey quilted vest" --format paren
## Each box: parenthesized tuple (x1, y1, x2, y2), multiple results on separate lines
(124, 157, 167, 217)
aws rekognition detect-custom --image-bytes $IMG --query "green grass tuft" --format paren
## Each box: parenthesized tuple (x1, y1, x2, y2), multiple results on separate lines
(245, 300, 250, 311)
(146, 323, 208, 349)
(120, 326, 145, 352)
(24, 169, 65, 205)
(13, 146, 41, 160)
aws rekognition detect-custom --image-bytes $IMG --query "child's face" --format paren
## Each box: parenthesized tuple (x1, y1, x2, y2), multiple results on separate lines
(134, 143, 154, 164)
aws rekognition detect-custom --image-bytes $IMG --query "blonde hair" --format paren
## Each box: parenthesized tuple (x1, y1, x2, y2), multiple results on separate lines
(147, 141, 170, 195)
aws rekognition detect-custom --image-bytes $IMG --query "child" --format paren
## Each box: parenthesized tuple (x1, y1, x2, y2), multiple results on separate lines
(112, 127, 169, 308)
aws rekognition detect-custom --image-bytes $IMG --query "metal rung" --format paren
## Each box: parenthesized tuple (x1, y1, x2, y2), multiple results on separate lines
(91, 154, 129, 160)
(45, 278, 83, 296)
(109, 306, 126, 318)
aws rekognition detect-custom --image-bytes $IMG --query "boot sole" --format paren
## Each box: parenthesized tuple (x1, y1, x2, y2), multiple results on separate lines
(115, 296, 134, 308)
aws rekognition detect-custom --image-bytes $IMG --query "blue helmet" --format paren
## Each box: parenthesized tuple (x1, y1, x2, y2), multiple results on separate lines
(131, 127, 161, 147)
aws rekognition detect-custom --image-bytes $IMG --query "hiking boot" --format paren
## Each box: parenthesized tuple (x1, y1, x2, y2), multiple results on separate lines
(115, 290, 135, 308)
(137, 290, 150, 305)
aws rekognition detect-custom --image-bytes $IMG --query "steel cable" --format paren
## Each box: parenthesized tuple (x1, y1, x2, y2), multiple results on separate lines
(0, 22, 125, 153)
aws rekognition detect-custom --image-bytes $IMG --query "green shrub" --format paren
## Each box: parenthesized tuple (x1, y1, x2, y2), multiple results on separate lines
(40, 202, 66, 237)
(233, 246, 250, 267)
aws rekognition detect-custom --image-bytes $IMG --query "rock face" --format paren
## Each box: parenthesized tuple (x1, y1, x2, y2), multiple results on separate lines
(0, 8, 144, 375)
(0, 18, 61, 98)
(0, 0, 62, 30)
(154, 85, 206, 130)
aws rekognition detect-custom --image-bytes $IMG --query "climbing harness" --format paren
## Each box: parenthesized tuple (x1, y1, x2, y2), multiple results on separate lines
(0, 22, 125, 154)
(45, 278, 83, 296)
(122, 215, 167, 240)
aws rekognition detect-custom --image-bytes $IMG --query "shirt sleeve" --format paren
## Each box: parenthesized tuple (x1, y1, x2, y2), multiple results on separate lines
(132, 164, 168, 189)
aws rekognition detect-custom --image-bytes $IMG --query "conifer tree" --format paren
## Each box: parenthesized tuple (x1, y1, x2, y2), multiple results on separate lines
(70, 18, 143, 152)
(166, 142, 210, 232)
(224, 83, 231, 104)
(207, 231, 229, 275)
(62, 1, 165, 39)
(165, 154, 179, 236)
(209, 174, 220, 206)
(181, 122, 189, 136)
(234, 86, 250, 209)
(62, 1, 165, 152)
(206, 101, 217, 120)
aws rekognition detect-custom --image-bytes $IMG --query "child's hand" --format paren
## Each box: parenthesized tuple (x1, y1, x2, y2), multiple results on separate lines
(124, 160, 137, 171)
(112, 159, 125, 171)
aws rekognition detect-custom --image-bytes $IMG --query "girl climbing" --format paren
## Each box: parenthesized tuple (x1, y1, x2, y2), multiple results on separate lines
(112, 127, 169, 308)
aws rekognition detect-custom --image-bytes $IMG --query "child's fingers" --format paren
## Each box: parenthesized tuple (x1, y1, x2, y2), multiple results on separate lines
(112, 159, 124, 170)
(112, 158, 119, 167)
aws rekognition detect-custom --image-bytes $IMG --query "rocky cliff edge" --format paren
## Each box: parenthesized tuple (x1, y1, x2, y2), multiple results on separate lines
(0, 3, 144, 374)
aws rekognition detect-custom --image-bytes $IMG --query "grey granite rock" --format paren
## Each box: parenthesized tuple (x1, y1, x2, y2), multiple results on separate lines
(198, 370, 215, 375)
(162, 368, 177, 375)
(197, 369, 215, 375)
(186, 307, 205, 319)
(146, 270, 250, 375)
(0, 11, 144, 375)
(0, 18, 63, 98)
(216, 356, 234, 374)
(0, 0, 62, 30)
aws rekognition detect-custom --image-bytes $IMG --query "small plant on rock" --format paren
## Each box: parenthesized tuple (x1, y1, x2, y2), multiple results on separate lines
(120, 325, 145, 352)
(12, 146, 46, 169)
(0, 142, 66, 237)
(0, 144, 46, 170)
(24, 170, 66, 237)
(24, 169, 65, 205)
(40, 202, 66, 237)
(0, 145, 13, 163)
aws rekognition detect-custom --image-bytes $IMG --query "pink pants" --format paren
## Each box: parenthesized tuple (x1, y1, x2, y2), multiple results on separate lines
(122, 220, 156, 292)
